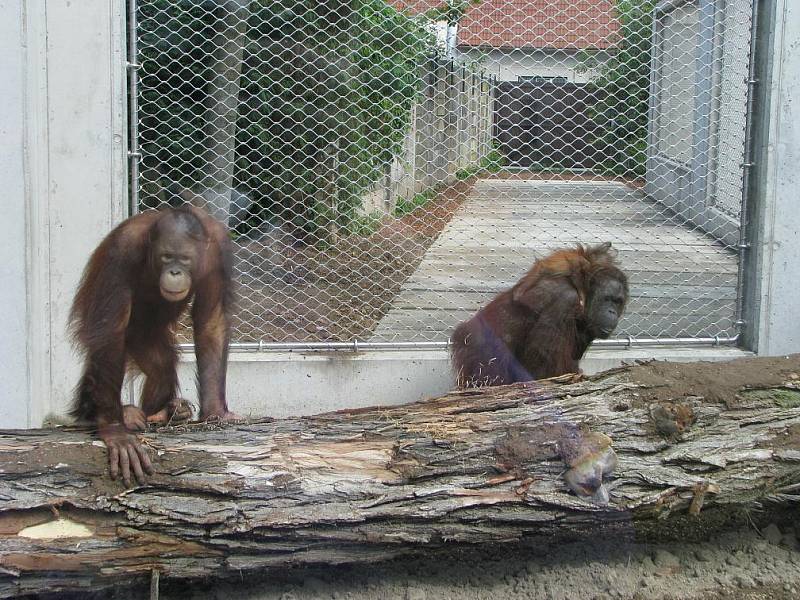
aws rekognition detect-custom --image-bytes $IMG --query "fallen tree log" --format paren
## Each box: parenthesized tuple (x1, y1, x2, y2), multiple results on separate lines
(1, 355, 799, 596)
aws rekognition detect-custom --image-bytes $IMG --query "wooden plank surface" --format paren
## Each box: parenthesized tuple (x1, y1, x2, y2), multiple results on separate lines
(372, 179, 738, 342)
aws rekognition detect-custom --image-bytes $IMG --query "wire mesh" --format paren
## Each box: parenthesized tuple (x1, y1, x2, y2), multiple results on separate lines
(132, 0, 753, 348)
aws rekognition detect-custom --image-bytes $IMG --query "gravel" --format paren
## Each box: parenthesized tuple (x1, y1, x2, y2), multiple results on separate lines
(145, 522, 800, 600)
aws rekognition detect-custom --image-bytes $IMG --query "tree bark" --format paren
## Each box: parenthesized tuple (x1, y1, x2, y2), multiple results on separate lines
(1, 355, 799, 596)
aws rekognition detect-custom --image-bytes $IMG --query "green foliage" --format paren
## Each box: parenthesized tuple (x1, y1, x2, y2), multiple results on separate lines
(583, 0, 655, 176)
(455, 166, 479, 180)
(479, 148, 506, 173)
(138, 0, 217, 189)
(394, 189, 436, 217)
(455, 148, 506, 180)
(138, 0, 435, 233)
(346, 211, 384, 237)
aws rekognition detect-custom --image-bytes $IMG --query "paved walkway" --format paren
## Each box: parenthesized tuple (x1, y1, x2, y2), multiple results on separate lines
(372, 179, 738, 342)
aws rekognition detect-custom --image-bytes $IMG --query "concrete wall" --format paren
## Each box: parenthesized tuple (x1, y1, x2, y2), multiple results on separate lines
(0, 2, 28, 428)
(170, 346, 751, 419)
(0, 0, 128, 427)
(711, 0, 752, 220)
(742, 0, 800, 355)
(645, 0, 745, 248)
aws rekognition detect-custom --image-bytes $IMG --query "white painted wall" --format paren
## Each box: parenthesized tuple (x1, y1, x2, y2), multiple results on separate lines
(0, 1, 29, 428)
(0, 0, 128, 427)
(456, 47, 610, 83)
(44, 0, 129, 424)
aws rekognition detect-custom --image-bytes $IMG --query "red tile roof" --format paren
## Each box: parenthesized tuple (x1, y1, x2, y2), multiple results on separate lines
(389, 1, 620, 50)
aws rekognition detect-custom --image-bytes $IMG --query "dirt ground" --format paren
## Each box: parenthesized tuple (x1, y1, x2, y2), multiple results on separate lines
(89, 520, 800, 600)
(628, 354, 800, 404)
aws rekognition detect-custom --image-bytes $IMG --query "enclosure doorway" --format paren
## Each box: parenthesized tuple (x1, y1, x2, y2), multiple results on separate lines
(493, 80, 605, 170)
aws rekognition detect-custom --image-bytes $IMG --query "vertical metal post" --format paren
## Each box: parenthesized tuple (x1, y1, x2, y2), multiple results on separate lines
(127, 0, 141, 215)
(734, 0, 761, 332)
(124, 0, 141, 406)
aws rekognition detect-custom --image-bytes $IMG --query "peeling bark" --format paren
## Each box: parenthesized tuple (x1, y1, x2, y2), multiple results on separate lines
(1, 356, 799, 596)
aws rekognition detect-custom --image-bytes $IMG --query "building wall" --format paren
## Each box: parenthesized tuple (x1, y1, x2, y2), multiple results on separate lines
(645, 0, 744, 248)
(169, 346, 751, 419)
(455, 47, 611, 83)
(360, 61, 493, 217)
(743, 0, 800, 355)
(710, 0, 753, 220)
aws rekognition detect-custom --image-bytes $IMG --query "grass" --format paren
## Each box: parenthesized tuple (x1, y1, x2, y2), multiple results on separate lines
(394, 189, 436, 217)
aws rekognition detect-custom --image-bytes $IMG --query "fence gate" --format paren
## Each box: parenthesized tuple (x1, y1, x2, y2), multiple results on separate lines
(129, 0, 757, 351)
(494, 81, 604, 170)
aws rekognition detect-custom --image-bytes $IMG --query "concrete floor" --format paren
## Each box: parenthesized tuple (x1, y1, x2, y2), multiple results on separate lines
(372, 179, 739, 343)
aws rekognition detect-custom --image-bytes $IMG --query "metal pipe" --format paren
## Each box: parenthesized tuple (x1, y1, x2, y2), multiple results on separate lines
(127, 0, 141, 215)
(177, 336, 739, 354)
(590, 336, 738, 348)
(179, 341, 451, 353)
(734, 0, 761, 332)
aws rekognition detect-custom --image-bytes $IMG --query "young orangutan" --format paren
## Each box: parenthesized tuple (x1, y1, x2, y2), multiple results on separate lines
(69, 206, 237, 485)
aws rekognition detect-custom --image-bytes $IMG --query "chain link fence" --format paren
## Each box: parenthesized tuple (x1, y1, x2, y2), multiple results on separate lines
(130, 0, 755, 349)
